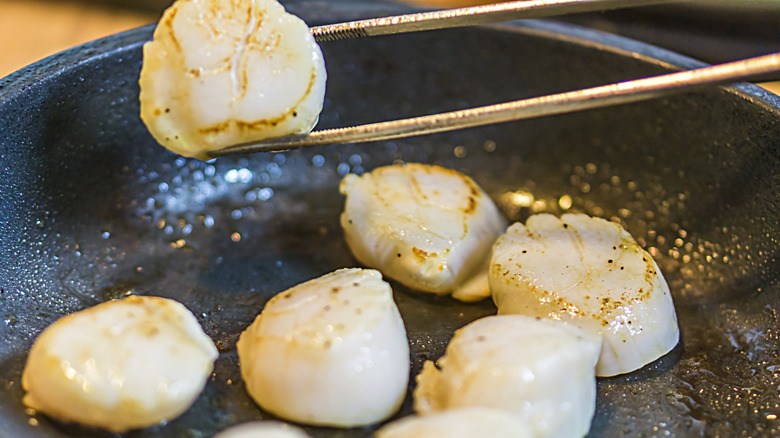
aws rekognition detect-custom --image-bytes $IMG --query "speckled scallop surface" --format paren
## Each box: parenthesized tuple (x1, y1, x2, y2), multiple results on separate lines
(340, 163, 506, 301)
(414, 315, 600, 438)
(490, 213, 679, 376)
(139, 0, 326, 158)
(21, 296, 217, 433)
(237, 269, 409, 427)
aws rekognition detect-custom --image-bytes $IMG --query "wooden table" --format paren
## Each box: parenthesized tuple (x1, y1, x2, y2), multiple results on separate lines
(0, 0, 155, 78)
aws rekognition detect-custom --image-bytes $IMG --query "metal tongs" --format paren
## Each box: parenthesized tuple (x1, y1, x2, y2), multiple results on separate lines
(208, 0, 780, 158)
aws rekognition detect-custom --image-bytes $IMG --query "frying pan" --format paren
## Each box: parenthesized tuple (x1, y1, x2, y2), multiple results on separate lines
(1, 1, 779, 436)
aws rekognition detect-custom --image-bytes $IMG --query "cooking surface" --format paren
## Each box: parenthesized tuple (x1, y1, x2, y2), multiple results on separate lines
(1, 1, 780, 437)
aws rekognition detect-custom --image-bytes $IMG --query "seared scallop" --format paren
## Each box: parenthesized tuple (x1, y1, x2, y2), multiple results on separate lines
(237, 268, 409, 427)
(214, 421, 311, 438)
(375, 407, 534, 438)
(413, 315, 600, 438)
(139, 0, 326, 158)
(490, 213, 679, 376)
(340, 163, 507, 302)
(21, 296, 218, 433)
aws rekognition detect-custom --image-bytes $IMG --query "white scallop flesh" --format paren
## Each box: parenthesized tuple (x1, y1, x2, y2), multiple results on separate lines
(214, 421, 311, 438)
(340, 163, 507, 302)
(236, 268, 410, 427)
(490, 213, 680, 376)
(139, 0, 326, 159)
(413, 315, 600, 438)
(375, 408, 534, 438)
(21, 296, 218, 433)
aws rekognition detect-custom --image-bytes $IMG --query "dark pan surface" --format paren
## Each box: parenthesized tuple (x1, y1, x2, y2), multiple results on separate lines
(1, 1, 779, 436)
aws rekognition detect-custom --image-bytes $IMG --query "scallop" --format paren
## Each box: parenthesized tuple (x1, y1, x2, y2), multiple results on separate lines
(375, 408, 534, 438)
(214, 421, 311, 438)
(236, 268, 409, 427)
(413, 315, 600, 438)
(340, 163, 507, 302)
(139, 0, 326, 159)
(490, 213, 680, 376)
(21, 296, 218, 433)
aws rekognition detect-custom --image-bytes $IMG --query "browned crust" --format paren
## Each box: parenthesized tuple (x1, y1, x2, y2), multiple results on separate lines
(198, 63, 317, 135)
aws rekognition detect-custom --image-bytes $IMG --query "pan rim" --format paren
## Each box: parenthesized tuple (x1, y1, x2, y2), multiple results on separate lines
(1, 3, 779, 115)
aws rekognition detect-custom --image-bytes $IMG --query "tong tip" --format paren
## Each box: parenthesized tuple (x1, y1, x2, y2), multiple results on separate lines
(312, 27, 370, 42)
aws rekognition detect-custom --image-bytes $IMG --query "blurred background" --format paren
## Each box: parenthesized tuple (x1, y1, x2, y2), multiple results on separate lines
(1, 0, 779, 91)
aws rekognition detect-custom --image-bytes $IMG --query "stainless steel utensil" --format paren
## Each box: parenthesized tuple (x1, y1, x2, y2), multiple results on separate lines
(209, 52, 780, 157)
(310, 0, 680, 41)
